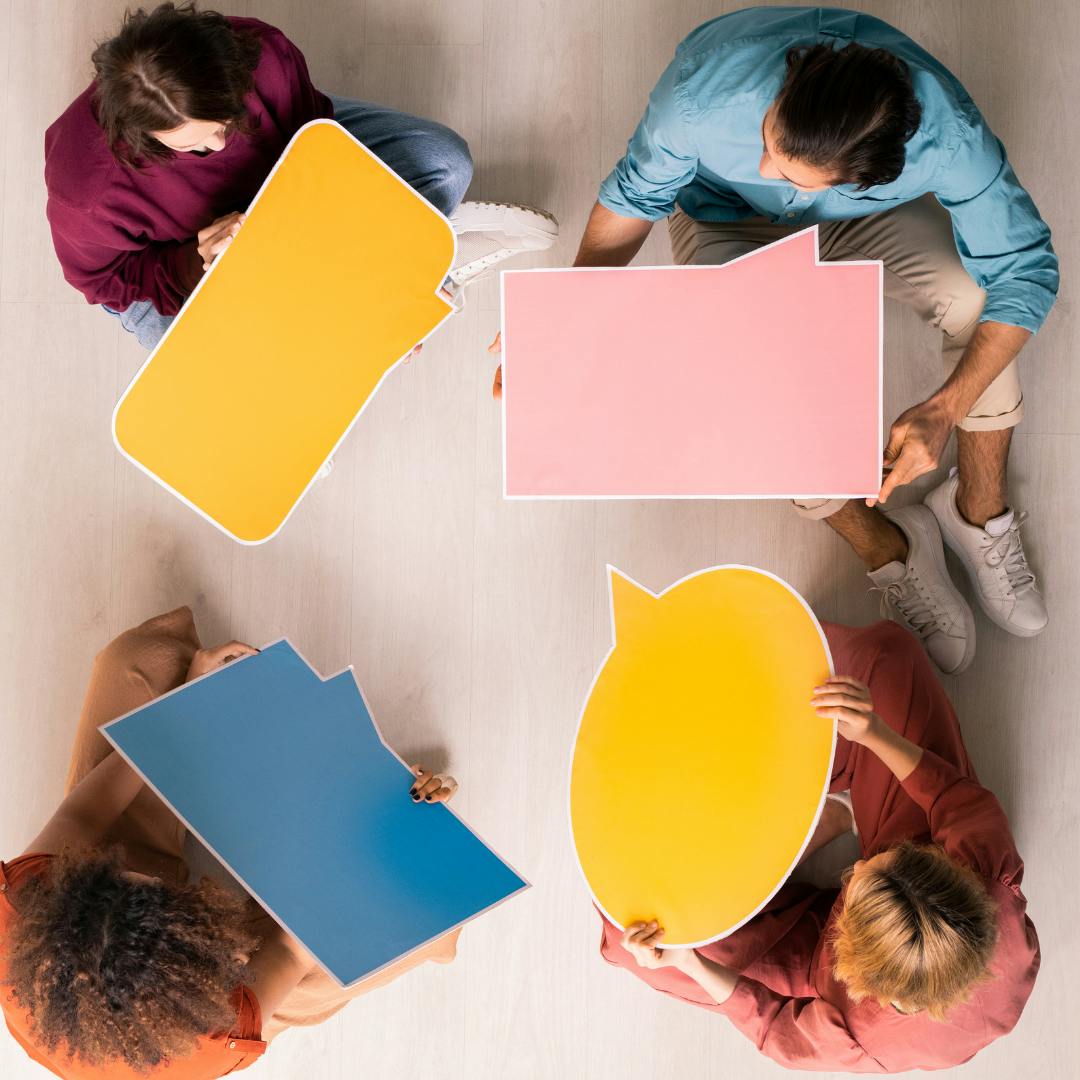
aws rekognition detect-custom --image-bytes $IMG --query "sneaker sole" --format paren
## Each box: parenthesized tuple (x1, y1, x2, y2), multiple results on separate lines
(887, 503, 977, 674)
(451, 200, 559, 240)
(927, 485, 1047, 638)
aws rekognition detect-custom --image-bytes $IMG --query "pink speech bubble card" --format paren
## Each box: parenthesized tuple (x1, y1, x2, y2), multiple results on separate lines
(501, 228, 881, 499)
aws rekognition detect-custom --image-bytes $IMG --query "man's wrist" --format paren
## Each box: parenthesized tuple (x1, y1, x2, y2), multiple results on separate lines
(928, 384, 968, 426)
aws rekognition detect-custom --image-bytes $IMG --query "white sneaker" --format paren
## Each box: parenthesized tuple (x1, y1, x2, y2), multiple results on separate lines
(448, 200, 558, 287)
(867, 504, 976, 675)
(925, 467, 1048, 637)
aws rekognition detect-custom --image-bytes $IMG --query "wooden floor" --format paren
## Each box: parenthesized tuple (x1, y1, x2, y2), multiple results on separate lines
(1, 1, 1078, 1076)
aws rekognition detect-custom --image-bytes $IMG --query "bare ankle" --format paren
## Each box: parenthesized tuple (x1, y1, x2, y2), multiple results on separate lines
(956, 481, 1007, 528)
(865, 523, 908, 572)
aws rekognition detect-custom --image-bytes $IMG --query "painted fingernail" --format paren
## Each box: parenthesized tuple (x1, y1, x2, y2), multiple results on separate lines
(411, 793, 421, 802)
(425, 795, 433, 802)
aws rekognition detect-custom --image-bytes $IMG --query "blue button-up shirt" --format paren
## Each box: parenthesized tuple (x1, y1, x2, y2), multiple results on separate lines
(599, 6, 1058, 333)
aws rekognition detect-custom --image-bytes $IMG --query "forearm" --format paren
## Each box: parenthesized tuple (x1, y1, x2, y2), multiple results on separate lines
(573, 202, 654, 267)
(930, 321, 1030, 421)
(859, 717, 923, 783)
(675, 950, 739, 1006)
(26, 752, 146, 853)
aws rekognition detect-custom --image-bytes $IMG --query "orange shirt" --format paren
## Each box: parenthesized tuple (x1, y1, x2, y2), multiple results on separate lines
(0, 855, 267, 1079)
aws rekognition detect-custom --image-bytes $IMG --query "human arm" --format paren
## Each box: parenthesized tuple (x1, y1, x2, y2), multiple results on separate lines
(46, 195, 205, 315)
(871, 321, 1030, 506)
(621, 922, 882, 1071)
(46, 197, 248, 315)
(572, 202, 655, 267)
(22, 752, 147, 857)
(812, 677, 1022, 882)
(871, 111, 1057, 507)
(21, 640, 259, 856)
(619, 922, 737, 1005)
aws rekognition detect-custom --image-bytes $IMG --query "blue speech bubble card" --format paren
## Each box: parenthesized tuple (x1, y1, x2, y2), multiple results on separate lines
(102, 640, 528, 986)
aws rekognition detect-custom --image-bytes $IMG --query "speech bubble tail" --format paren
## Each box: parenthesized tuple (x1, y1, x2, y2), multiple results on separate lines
(607, 565, 657, 641)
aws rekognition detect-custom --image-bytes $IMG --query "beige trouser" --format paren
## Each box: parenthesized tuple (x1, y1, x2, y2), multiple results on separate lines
(68, 607, 459, 1042)
(668, 195, 1024, 519)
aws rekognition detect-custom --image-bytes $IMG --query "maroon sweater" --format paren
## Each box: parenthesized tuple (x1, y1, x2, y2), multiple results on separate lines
(44, 17, 332, 315)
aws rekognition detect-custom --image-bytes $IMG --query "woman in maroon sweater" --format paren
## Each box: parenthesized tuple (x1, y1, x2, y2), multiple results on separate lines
(602, 621, 1039, 1072)
(45, 3, 554, 348)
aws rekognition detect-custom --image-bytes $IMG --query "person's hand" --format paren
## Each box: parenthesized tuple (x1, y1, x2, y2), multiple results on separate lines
(197, 211, 246, 271)
(869, 396, 956, 507)
(186, 641, 258, 682)
(409, 765, 458, 804)
(488, 332, 502, 399)
(812, 676, 881, 745)
(621, 921, 691, 971)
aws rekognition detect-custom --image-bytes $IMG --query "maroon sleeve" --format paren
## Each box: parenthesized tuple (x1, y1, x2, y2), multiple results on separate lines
(251, 25, 334, 139)
(717, 977, 886, 1072)
(45, 193, 202, 315)
(900, 749, 1024, 887)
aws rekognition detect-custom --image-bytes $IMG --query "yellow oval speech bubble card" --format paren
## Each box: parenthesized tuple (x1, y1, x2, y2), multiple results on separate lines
(569, 565, 835, 947)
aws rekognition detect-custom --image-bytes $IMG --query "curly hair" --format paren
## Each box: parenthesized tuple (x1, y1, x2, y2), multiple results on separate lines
(831, 841, 998, 1020)
(4, 848, 256, 1071)
(91, 2, 262, 166)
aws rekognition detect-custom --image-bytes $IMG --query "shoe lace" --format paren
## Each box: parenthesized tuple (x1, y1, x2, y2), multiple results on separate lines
(870, 575, 944, 640)
(984, 511, 1036, 596)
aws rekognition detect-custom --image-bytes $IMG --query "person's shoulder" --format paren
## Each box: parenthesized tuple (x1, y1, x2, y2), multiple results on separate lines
(228, 15, 295, 63)
(44, 84, 119, 210)
(670, 10, 800, 112)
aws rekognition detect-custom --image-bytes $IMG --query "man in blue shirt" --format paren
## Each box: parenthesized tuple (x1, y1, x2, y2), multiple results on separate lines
(581, 6, 1057, 673)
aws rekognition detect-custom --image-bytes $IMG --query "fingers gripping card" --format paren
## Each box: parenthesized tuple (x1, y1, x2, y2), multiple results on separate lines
(102, 641, 528, 986)
(113, 120, 457, 543)
(569, 566, 836, 947)
(502, 228, 882, 499)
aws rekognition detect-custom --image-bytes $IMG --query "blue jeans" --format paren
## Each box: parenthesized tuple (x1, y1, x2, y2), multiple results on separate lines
(106, 95, 473, 350)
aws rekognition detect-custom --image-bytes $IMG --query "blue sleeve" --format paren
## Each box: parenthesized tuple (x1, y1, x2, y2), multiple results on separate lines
(598, 54, 700, 221)
(933, 108, 1058, 334)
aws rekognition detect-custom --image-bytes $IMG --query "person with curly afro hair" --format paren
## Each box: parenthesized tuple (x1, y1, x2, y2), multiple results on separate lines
(0, 607, 460, 1078)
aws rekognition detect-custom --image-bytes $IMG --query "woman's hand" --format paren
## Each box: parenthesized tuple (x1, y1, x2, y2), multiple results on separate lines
(197, 211, 246, 270)
(488, 332, 503, 399)
(186, 641, 258, 682)
(621, 921, 691, 971)
(812, 675, 881, 744)
(409, 765, 458, 804)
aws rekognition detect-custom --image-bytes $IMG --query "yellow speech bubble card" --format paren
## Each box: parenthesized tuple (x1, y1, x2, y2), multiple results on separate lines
(113, 120, 456, 544)
(570, 565, 836, 947)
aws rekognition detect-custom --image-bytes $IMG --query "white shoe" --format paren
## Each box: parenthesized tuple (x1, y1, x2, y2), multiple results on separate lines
(448, 200, 558, 287)
(925, 467, 1048, 637)
(867, 504, 976, 675)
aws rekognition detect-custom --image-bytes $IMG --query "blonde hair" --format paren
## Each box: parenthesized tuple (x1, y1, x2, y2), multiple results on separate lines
(831, 842, 998, 1020)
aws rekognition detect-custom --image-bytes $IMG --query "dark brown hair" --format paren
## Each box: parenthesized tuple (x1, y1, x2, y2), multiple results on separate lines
(4, 848, 255, 1071)
(91, 2, 261, 166)
(774, 42, 922, 190)
(832, 842, 998, 1020)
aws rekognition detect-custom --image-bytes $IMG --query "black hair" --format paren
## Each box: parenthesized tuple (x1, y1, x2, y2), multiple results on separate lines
(773, 42, 923, 190)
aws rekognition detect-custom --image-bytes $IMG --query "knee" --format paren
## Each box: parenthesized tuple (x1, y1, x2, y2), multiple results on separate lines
(939, 273, 986, 338)
(423, 128, 473, 215)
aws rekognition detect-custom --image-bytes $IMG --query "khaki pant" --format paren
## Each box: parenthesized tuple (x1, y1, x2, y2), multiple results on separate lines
(68, 607, 458, 1042)
(668, 195, 1024, 519)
